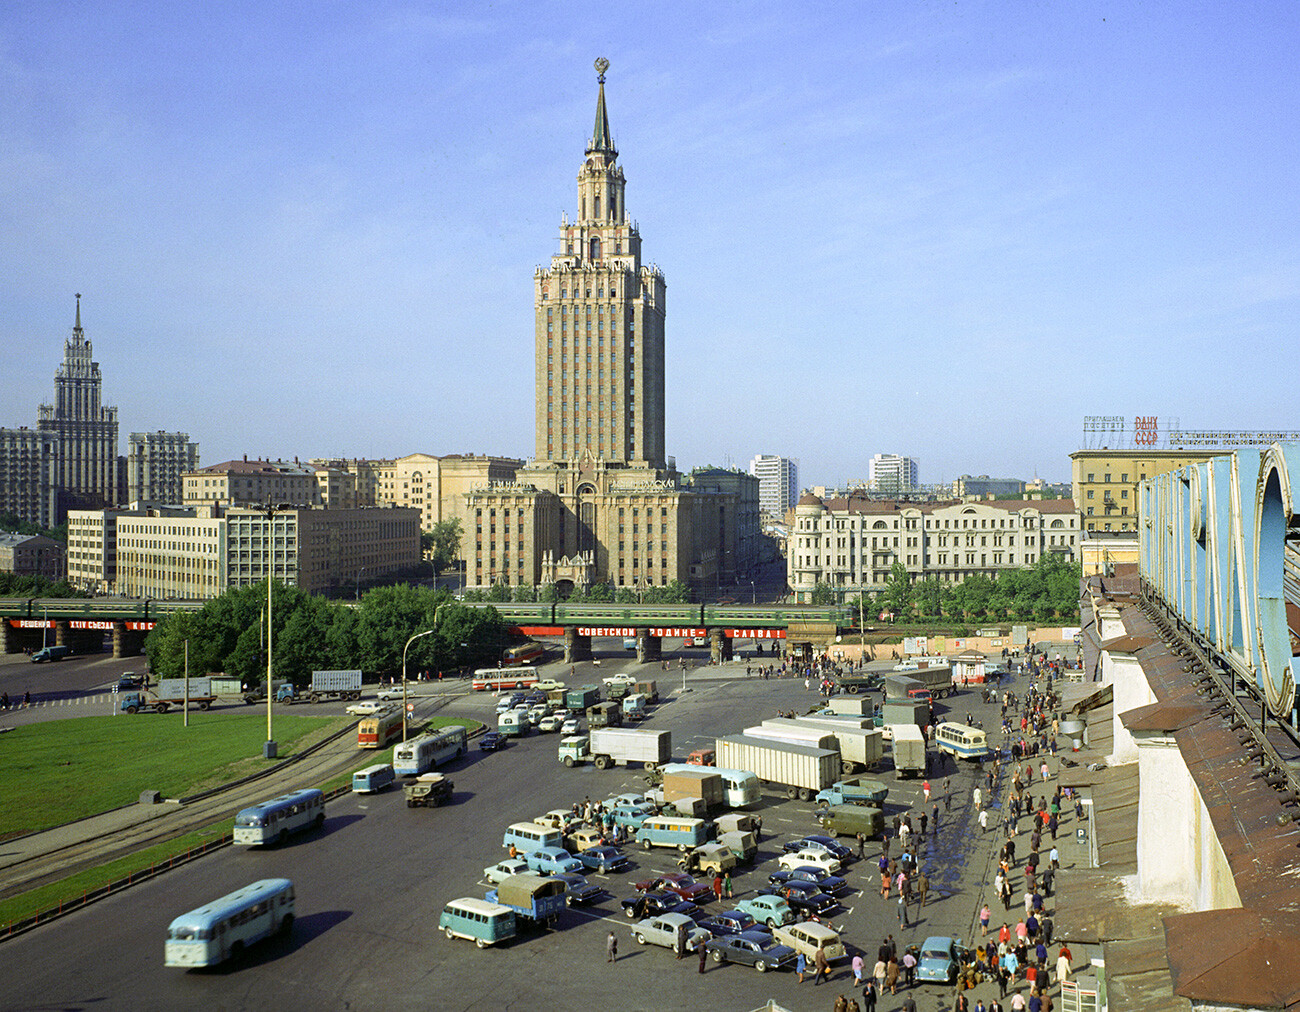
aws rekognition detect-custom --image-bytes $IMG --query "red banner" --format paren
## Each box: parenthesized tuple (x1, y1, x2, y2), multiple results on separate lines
(726, 628, 786, 639)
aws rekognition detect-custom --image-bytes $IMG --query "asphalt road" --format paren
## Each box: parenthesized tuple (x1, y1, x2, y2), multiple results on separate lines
(0, 653, 1016, 1012)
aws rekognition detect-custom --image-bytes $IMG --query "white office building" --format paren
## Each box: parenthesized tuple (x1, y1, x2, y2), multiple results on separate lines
(868, 454, 919, 495)
(748, 455, 799, 518)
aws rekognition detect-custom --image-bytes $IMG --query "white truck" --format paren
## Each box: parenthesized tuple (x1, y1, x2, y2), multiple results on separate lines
(557, 727, 672, 770)
(715, 734, 840, 802)
(891, 723, 928, 777)
(744, 723, 839, 752)
(119, 677, 217, 714)
(779, 718, 885, 775)
(280, 669, 364, 704)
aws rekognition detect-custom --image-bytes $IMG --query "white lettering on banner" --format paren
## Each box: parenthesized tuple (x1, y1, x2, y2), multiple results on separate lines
(650, 627, 706, 638)
(726, 628, 787, 639)
(70, 620, 115, 630)
(577, 627, 637, 637)
(126, 621, 156, 631)
(12, 619, 54, 629)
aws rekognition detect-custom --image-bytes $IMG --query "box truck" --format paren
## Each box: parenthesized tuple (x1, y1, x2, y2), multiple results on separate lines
(714, 734, 839, 802)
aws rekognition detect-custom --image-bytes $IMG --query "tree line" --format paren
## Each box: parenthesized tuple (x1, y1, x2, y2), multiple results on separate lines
(463, 580, 693, 605)
(145, 582, 508, 684)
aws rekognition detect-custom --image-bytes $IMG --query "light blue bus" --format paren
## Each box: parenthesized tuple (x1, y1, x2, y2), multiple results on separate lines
(233, 788, 325, 847)
(352, 763, 396, 793)
(164, 878, 295, 967)
(392, 725, 468, 777)
(439, 897, 517, 948)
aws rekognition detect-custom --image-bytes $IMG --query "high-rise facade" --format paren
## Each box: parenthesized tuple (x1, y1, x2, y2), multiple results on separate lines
(749, 455, 799, 517)
(127, 431, 200, 504)
(535, 58, 666, 469)
(868, 453, 919, 495)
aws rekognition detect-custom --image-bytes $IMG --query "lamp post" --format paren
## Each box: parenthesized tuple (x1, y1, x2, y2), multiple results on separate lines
(749, 580, 756, 604)
(356, 566, 367, 601)
(402, 628, 438, 742)
(260, 501, 291, 759)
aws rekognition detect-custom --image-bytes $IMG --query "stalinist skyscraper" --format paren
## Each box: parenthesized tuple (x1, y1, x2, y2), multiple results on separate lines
(534, 57, 666, 469)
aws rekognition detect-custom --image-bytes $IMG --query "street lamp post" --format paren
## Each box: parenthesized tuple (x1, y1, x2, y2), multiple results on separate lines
(749, 580, 756, 604)
(356, 566, 367, 601)
(402, 628, 439, 742)
(260, 501, 291, 759)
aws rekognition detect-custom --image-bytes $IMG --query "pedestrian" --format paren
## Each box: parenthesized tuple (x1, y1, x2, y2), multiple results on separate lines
(886, 954, 900, 994)
(920, 811, 929, 837)
(980, 904, 991, 936)
(723, 871, 733, 899)
(796, 950, 807, 982)
(923, 778, 931, 801)
(853, 953, 865, 987)
(917, 871, 929, 907)
(862, 979, 878, 1012)
(1056, 944, 1072, 986)
(23, 690, 31, 708)
(0, 691, 7, 709)
(698, 935, 707, 973)
(974, 786, 982, 810)
(713, 874, 723, 902)
(980, 809, 989, 832)
(814, 943, 831, 985)
(857, 832, 866, 858)
(897, 892, 908, 927)
(834, 996, 847, 1012)
(607, 929, 618, 962)
(873, 957, 887, 996)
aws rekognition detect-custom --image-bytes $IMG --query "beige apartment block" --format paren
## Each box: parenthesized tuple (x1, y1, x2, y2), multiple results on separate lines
(184, 458, 323, 509)
(1070, 448, 1213, 533)
(0, 426, 57, 528)
(789, 494, 1081, 602)
(115, 508, 228, 600)
(126, 430, 199, 504)
(376, 453, 522, 534)
(0, 533, 65, 580)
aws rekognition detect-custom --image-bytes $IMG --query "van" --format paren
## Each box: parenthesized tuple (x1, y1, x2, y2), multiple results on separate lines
(636, 816, 708, 852)
(623, 693, 647, 719)
(31, 645, 71, 663)
(773, 920, 847, 963)
(498, 710, 529, 737)
(718, 830, 758, 864)
(565, 827, 605, 853)
(818, 803, 885, 839)
(351, 764, 395, 793)
(438, 897, 517, 948)
(502, 822, 563, 855)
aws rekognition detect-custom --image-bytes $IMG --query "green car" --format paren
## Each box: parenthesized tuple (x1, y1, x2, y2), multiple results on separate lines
(736, 894, 795, 928)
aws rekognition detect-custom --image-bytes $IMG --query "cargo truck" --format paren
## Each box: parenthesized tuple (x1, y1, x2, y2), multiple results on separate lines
(566, 686, 600, 713)
(119, 677, 220, 714)
(897, 664, 955, 699)
(745, 722, 839, 753)
(587, 700, 622, 728)
(635, 679, 659, 703)
(403, 772, 455, 807)
(661, 768, 725, 812)
(884, 673, 930, 703)
(485, 873, 567, 926)
(832, 671, 883, 694)
(891, 723, 928, 777)
(873, 699, 930, 736)
(781, 718, 885, 775)
(824, 695, 873, 716)
(280, 669, 363, 704)
(715, 734, 839, 802)
(557, 727, 672, 769)
(814, 777, 889, 808)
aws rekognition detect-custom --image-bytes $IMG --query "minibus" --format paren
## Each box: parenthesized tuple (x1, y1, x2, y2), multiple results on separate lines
(438, 897, 517, 948)
(352, 764, 395, 793)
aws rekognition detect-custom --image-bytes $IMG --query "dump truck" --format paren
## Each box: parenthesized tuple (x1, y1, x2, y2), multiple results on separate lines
(891, 723, 928, 777)
(280, 669, 363, 704)
(403, 772, 455, 808)
(586, 700, 623, 728)
(557, 727, 672, 769)
(814, 777, 889, 809)
(715, 734, 839, 802)
(566, 686, 600, 713)
(120, 678, 217, 713)
(783, 718, 885, 775)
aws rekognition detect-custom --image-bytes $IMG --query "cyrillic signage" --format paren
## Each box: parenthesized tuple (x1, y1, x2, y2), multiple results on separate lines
(70, 620, 115, 630)
(726, 628, 786, 639)
(10, 619, 53, 629)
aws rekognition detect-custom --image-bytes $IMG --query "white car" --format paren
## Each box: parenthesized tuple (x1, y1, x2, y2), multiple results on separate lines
(537, 714, 565, 733)
(778, 849, 842, 874)
(528, 704, 549, 723)
(602, 673, 638, 687)
(560, 718, 582, 735)
(345, 700, 389, 716)
(483, 858, 530, 885)
(534, 679, 566, 692)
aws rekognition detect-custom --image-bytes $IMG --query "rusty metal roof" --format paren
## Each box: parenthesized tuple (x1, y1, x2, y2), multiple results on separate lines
(1120, 701, 1206, 734)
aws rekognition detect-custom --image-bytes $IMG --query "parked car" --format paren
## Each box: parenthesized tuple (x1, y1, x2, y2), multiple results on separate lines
(555, 872, 604, 906)
(528, 704, 549, 724)
(534, 678, 566, 692)
(621, 892, 705, 922)
(757, 882, 838, 917)
(478, 731, 509, 752)
(704, 931, 798, 973)
(525, 846, 584, 875)
(537, 714, 565, 733)
(607, 792, 652, 810)
(917, 935, 964, 985)
(630, 912, 710, 953)
(698, 911, 771, 938)
(769, 866, 851, 896)
(345, 700, 388, 716)
(735, 894, 796, 928)
(523, 691, 548, 706)
(483, 858, 530, 885)
(576, 845, 629, 874)
(778, 849, 842, 874)
(634, 872, 712, 904)
(602, 673, 638, 687)
(781, 835, 854, 863)
(560, 718, 581, 735)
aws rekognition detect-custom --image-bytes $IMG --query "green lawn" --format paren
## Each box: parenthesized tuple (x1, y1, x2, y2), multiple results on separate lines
(0, 712, 348, 839)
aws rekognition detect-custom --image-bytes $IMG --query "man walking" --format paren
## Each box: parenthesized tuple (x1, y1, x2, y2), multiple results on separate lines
(607, 929, 618, 962)
(814, 943, 831, 985)
(916, 870, 929, 908)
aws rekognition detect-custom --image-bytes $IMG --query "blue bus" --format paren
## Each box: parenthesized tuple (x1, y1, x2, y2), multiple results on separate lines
(233, 788, 325, 846)
(352, 763, 396, 793)
(165, 878, 295, 967)
(392, 725, 467, 777)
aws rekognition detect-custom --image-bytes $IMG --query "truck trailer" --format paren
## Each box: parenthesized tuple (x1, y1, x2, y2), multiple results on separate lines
(714, 734, 839, 802)
(891, 723, 928, 777)
(557, 727, 671, 769)
(782, 718, 885, 775)
(120, 677, 218, 713)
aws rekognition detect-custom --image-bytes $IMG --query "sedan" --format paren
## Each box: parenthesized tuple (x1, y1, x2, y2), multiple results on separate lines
(735, 895, 795, 928)
(781, 835, 854, 863)
(345, 700, 388, 716)
(769, 866, 851, 896)
(778, 850, 841, 874)
(758, 882, 838, 917)
(634, 872, 713, 904)
(560, 718, 581, 735)
(554, 872, 604, 906)
(534, 678, 566, 692)
(478, 731, 509, 752)
(526, 846, 584, 875)
(602, 673, 638, 686)
(537, 714, 565, 733)
(621, 892, 704, 922)
(698, 911, 771, 938)
(704, 931, 798, 973)
(577, 845, 629, 874)
(483, 858, 530, 885)
(917, 936, 964, 985)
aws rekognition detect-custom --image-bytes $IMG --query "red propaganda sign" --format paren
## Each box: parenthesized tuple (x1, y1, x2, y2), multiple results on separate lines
(126, 621, 156, 631)
(10, 619, 54, 629)
(726, 628, 786, 640)
(70, 620, 115, 630)
(650, 627, 707, 638)
(578, 626, 637, 637)
(1134, 415, 1159, 446)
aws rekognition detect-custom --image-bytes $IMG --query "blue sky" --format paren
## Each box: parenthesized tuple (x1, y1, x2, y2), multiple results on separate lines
(2, 2, 1296, 488)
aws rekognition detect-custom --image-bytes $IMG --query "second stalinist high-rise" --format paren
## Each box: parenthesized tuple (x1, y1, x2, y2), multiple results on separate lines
(534, 56, 666, 469)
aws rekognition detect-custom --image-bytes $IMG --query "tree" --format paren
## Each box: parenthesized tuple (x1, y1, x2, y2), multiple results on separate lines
(810, 582, 837, 606)
(426, 519, 463, 574)
(914, 578, 944, 619)
(883, 562, 913, 617)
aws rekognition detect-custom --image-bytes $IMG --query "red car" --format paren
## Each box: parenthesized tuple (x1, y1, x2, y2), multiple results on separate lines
(634, 872, 714, 904)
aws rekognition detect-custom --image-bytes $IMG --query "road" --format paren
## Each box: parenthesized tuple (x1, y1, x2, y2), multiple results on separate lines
(0, 652, 1017, 1011)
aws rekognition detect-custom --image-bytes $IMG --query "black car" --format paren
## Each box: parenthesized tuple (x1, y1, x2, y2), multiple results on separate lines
(554, 872, 604, 906)
(703, 931, 798, 973)
(698, 910, 772, 938)
(758, 882, 838, 917)
(478, 731, 509, 751)
(795, 835, 855, 863)
(621, 891, 705, 923)
(768, 867, 851, 896)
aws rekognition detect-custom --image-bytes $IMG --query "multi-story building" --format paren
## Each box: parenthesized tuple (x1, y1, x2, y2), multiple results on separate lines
(868, 454, 919, 495)
(126, 431, 199, 504)
(35, 297, 120, 518)
(183, 458, 322, 509)
(0, 533, 65, 580)
(311, 458, 385, 507)
(1069, 449, 1213, 533)
(0, 427, 57, 528)
(749, 455, 799, 518)
(375, 453, 522, 533)
(66, 506, 159, 594)
(788, 493, 1080, 601)
(952, 475, 1024, 498)
(462, 61, 757, 595)
(108, 504, 420, 599)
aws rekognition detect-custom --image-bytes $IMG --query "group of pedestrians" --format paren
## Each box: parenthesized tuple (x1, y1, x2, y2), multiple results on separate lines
(0, 690, 31, 709)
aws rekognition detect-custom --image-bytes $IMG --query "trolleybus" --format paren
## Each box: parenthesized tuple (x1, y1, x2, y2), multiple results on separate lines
(165, 878, 295, 967)
(233, 789, 325, 846)
(392, 725, 467, 776)
(358, 708, 405, 748)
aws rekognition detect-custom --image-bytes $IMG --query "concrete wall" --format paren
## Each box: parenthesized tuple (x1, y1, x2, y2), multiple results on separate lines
(1104, 650, 1156, 765)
